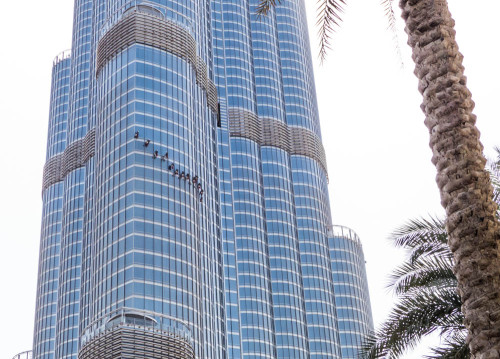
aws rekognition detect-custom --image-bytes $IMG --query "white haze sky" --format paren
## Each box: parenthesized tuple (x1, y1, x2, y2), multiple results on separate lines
(0, 1, 498, 358)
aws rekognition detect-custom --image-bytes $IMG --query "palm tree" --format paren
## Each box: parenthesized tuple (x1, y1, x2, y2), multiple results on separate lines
(361, 154, 500, 358)
(359, 216, 469, 358)
(257, 0, 500, 356)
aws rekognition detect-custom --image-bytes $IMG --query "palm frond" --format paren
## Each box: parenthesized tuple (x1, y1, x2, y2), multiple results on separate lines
(316, 0, 345, 62)
(491, 146, 500, 171)
(389, 257, 455, 295)
(488, 147, 500, 207)
(381, 0, 396, 33)
(381, 0, 403, 67)
(426, 331, 469, 358)
(406, 240, 452, 264)
(390, 216, 446, 249)
(359, 289, 464, 358)
(358, 332, 384, 358)
(255, 0, 281, 16)
(390, 216, 451, 266)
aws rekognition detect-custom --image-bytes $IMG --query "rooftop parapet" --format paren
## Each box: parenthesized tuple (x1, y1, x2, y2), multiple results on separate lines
(327, 225, 362, 246)
(80, 307, 193, 348)
(12, 351, 32, 359)
(53, 50, 71, 66)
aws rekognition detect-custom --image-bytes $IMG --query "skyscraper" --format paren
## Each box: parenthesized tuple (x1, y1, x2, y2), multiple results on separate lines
(33, 1, 373, 359)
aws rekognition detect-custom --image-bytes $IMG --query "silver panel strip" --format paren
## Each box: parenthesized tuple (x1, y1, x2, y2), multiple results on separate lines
(79, 327, 194, 359)
(96, 9, 218, 113)
(228, 108, 329, 177)
(42, 129, 95, 191)
(228, 108, 261, 145)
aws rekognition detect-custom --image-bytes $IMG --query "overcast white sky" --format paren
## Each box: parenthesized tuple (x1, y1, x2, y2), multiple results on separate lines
(0, 0, 498, 358)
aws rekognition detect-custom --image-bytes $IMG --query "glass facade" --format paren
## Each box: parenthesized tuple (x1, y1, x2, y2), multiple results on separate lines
(328, 226, 374, 358)
(54, 1, 93, 357)
(33, 1, 373, 359)
(34, 52, 71, 359)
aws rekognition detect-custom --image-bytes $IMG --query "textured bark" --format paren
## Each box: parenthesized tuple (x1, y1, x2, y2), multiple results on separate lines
(399, 0, 500, 357)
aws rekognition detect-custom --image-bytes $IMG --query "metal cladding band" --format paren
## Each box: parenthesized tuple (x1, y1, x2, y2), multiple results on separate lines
(291, 127, 328, 176)
(228, 108, 261, 144)
(79, 327, 195, 359)
(228, 108, 329, 177)
(262, 118, 291, 151)
(96, 8, 218, 114)
(42, 129, 95, 191)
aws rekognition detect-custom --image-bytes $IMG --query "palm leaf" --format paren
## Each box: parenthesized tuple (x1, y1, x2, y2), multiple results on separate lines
(359, 289, 463, 358)
(390, 216, 452, 266)
(488, 147, 500, 207)
(426, 331, 469, 358)
(390, 216, 446, 249)
(381, 0, 403, 66)
(389, 257, 455, 295)
(361, 215, 466, 358)
(406, 240, 451, 264)
(255, 0, 280, 16)
(316, 0, 345, 61)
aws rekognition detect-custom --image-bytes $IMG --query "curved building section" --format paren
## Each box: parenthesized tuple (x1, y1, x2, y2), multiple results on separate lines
(53, 1, 94, 358)
(33, 53, 71, 359)
(83, 3, 222, 358)
(230, 138, 276, 358)
(33, 1, 376, 359)
(55, 168, 86, 359)
(220, 0, 256, 111)
(79, 0, 106, 337)
(67, 0, 93, 143)
(248, 3, 284, 122)
(46, 52, 71, 160)
(226, 109, 328, 177)
(276, 0, 339, 357)
(219, 0, 278, 357)
(213, 0, 341, 357)
(249, 2, 309, 357)
(78, 156, 95, 339)
(261, 148, 309, 359)
(211, 0, 241, 356)
(328, 226, 374, 358)
(291, 156, 340, 358)
(275, 0, 320, 137)
(79, 309, 194, 359)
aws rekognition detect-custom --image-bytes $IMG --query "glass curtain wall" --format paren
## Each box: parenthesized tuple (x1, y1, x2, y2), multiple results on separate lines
(88, 1, 224, 357)
(34, 1, 375, 358)
(329, 226, 374, 358)
(35, 0, 225, 358)
(54, 1, 93, 357)
(212, 0, 341, 357)
(33, 53, 71, 359)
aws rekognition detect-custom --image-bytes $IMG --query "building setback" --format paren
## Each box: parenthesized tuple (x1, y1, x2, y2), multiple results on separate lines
(33, 1, 373, 358)
(329, 226, 374, 358)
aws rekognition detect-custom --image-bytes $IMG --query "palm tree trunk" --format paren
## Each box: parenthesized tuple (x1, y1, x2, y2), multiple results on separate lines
(399, 0, 500, 357)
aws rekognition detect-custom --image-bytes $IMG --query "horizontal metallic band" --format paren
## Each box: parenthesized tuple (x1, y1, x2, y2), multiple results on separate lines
(96, 8, 218, 113)
(42, 129, 95, 191)
(228, 108, 328, 178)
(79, 326, 194, 359)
